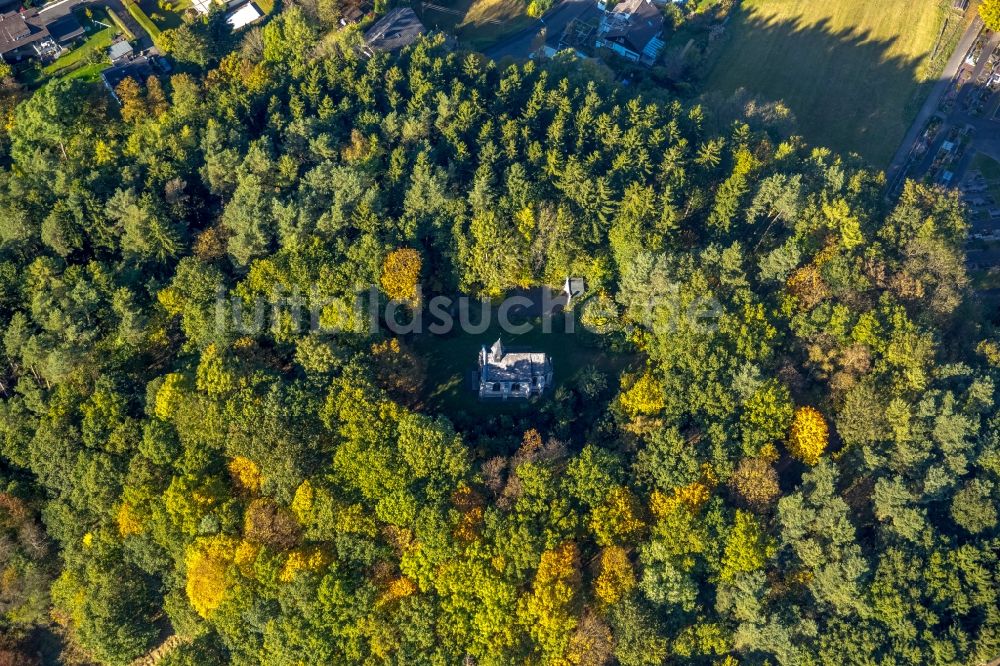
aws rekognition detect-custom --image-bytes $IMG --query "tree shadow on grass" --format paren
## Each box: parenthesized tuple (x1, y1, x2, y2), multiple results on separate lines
(704, 7, 938, 166)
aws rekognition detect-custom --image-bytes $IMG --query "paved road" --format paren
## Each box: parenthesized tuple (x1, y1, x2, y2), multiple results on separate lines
(893, 29, 1000, 200)
(484, 0, 599, 61)
(886, 17, 983, 190)
(36, 0, 82, 16)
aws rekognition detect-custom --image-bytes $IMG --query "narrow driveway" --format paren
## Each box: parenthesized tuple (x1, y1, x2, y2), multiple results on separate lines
(484, 0, 599, 60)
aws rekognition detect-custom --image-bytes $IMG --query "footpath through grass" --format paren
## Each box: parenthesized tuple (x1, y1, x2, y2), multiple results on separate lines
(705, 0, 969, 166)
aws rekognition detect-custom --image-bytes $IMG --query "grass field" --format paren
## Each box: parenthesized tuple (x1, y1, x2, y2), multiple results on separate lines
(705, 0, 970, 166)
(417, 0, 534, 49)
(973, 152, 1000, 181)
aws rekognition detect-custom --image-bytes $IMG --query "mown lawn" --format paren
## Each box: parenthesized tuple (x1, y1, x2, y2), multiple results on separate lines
(418, 0, 534, 49)
(973, 152, 1000, 182)
(43, 26, 115, 77)
(139, 0, 192, 32)
(705, 0, 969, 166)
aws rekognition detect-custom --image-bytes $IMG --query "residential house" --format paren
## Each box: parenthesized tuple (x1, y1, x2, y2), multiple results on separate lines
(595, 0, 665, 65)
(340, 0, 371, 26)
(0, 9, 84, 63)
(0, 11, 56, 61)
(45, 13, 84, 45)
(362, 7, 425, 55)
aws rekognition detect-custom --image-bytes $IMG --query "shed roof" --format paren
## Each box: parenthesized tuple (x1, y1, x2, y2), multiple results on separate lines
(108, 40, 133, 60)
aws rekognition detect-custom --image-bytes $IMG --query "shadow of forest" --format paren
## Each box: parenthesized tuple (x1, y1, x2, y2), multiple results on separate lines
(705, 7, 938, 165)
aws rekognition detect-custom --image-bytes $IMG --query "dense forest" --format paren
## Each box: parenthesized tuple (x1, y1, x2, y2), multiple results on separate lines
(0, 6, 999, 665)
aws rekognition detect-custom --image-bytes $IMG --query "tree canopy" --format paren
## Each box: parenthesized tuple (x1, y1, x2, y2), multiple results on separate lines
(0, 10, 998, 666)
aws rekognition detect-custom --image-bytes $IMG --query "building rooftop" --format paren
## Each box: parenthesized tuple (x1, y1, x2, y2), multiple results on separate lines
(102, 56, 154, 101)
(363, 7, 425, 52)
(226, 2, 262, 30)
(45, 13, 83, 44)
(108, 39, 133, 62)
(480, 339, 551, 383)
(0, 11, 46, 55)
(601, 0, 663, 56)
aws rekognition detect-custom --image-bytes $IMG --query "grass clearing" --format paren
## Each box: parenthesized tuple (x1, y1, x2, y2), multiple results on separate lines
(409, 298, 634, 423)
(41, 9, 119, 81)
(973, 153, 1000, 182)
(705, 0, 971, 166)
(417, 0, 534, 49)
(64, 61, 110, 82)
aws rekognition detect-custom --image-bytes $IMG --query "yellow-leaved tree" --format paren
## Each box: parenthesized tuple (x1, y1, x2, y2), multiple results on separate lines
(279, 545, 332, 583)
(618, 371, 666, 417)
(593, 546, 635, 606)
(185, 536, 237, 618)
(788, 406, 828, 465)
(154, 373, 186, 420)
(227, 456, 262, 494)
(982, 0, 1000, 31)
(380, 248, 422, 302)
(519, 542, 581, 662)
(589, 486, 646, 546)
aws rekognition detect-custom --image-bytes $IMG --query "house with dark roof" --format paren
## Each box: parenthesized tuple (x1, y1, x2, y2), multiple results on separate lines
(362, 7, 425, 55)
(0, 9, 84, 62)
(340, 0, 371, 26)
(478, 339, 553, 400)
(0, 11, 54, 61)
(45, 13, 83, 45)
(595, 0, 665, 65)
